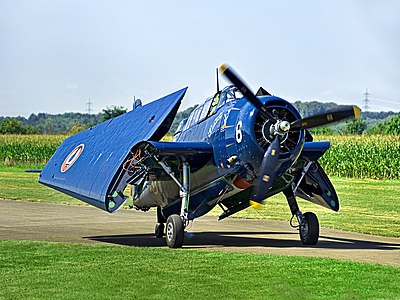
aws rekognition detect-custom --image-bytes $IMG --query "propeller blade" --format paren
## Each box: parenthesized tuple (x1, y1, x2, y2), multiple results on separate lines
(291, 106, 361, 130)
(219, 64, 276, 121)
(249, 135, 280, 209)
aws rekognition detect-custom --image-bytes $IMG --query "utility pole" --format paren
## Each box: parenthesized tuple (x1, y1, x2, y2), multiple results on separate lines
(86, 98, 93, 114)
(363, 89, 370, 112)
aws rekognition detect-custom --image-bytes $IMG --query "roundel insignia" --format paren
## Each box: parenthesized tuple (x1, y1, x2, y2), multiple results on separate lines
(61, 144, 85, 173)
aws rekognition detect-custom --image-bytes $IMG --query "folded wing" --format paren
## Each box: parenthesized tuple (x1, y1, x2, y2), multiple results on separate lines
(39, 87, 187, 212)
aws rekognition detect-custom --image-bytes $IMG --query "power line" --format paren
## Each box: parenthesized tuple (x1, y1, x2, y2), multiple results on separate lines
(363, 88, 370, 112)
(86, 98, 93, 114)
(370, 97, 398, 105)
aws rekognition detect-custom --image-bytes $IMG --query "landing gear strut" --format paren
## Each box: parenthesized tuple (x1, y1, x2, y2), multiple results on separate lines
(284, 188, 319, 245)
(155, 207, 166, 238)
(154, 160, 191, 248)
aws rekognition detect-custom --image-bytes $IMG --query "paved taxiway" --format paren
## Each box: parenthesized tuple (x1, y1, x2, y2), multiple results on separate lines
(1, 200, 399, 266)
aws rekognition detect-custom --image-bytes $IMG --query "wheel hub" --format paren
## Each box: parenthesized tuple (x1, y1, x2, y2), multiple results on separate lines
(166, 222, 174, 241)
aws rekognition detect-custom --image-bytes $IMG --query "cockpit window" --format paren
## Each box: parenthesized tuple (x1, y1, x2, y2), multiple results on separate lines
(208, 92, 221, 117)
(226, 87, 243, 102)
(180, 87, 241, 132)
(174, 118, 187, 135)
(199, 97, 212, 122)
(234, 89, 243, 99)
(190, 105, 202, 126)
(183, 110, 195, 131)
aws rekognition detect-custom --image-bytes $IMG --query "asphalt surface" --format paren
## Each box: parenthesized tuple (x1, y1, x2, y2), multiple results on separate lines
(1, 200, 399, 266)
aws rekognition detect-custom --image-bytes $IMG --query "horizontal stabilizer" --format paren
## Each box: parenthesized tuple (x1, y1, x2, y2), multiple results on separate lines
(39, 87, 187, 212)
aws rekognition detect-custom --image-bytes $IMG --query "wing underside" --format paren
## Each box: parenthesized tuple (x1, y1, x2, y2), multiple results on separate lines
(124, 141, 214, 210)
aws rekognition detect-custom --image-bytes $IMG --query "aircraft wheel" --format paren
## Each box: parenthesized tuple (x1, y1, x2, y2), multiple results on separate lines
(155, 223, 164, 238)
(165, 215, 184, 248)
(299, 212, 319, 245)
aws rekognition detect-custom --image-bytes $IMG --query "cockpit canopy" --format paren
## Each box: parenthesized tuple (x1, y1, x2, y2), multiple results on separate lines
(174, 85, 243, 136)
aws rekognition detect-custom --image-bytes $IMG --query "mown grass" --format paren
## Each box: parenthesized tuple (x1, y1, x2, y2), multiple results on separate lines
(226, 177, 400, 238)
(0, 168, 82, 205)
(1, 168, 399, 237)
(0, 240, 399, 300)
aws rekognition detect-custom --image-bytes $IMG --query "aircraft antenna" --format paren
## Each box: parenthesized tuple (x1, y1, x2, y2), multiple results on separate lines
(216, 68, 220, 92)
(86, 98, 93, 115)
(363, 88, 370, 112)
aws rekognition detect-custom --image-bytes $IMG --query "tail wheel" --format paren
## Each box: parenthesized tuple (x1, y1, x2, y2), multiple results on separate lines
(165, 215, 184, 248)
(299, 212, 319, 245)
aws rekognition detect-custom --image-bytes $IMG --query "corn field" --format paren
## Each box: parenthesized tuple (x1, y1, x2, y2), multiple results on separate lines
(0, 134, 399, 179)
(0, 135, 66, 166)
(315, 135, 400, 180)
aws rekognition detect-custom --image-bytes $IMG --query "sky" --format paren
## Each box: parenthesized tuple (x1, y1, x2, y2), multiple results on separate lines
(0, 0, 399, 117)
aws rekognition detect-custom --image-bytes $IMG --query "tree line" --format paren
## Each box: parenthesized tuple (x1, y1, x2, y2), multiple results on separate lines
(0, 106, 126, 134)
(169, 101, 400, 135)
(1, 101, 399, 135)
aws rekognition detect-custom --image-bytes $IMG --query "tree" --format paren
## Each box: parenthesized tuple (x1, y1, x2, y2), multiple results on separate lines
(367, 115, 400, 134)
(101, 106, 127, 121)
(169, 105, 198, 133)
(24, 125, 40, 134)
(68, 123, 85, 134)
(0, 119, 40, 134)
(44, 118, 55, 134)
(343, 119, 367, 135)
(383, 115, 400, 134)
(309, 126, 335, 135)
(0, 119, 26, 134)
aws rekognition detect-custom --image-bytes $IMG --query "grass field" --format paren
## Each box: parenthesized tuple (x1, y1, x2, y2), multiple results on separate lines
(1, 168, 399, 238)
(1, 140, 399, 299)
(0, 240, 399, 300)
(230, 177, 400, 237)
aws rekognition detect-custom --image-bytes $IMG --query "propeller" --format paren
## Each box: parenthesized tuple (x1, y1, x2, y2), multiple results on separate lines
(291, 106, 361, 130)
(219, 64, 276, 122)
(219, 63, 361, 208)
(249, 135, 280, 209)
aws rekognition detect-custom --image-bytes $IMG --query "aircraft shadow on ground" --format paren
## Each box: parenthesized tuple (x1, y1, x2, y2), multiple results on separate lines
(85, 231, 400, 251)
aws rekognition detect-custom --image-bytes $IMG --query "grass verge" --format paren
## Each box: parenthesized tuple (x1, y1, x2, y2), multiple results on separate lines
(228, 177, 400, 237)
(1, 168, 399, 237)
(0, 240, 399, 300)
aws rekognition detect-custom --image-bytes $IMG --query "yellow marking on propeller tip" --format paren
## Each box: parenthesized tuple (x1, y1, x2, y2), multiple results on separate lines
(271, 149, 276, 156)
(353, 106, 361, 119)
(219, 64, 229, 73)
(249, 200, 263, 209)
(226, 143, 235, 147)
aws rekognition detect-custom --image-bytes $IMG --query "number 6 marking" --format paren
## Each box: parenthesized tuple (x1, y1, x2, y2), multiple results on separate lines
(236, 121, 243, 143)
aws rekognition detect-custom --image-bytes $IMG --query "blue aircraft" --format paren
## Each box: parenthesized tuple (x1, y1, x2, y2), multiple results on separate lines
(39, 64, 361, 248)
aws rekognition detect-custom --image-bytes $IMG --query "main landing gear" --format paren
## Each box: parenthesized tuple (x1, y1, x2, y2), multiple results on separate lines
(153, 160, 191, 248)
(284, 188, 319, 245)
(165, 214, 184, 248)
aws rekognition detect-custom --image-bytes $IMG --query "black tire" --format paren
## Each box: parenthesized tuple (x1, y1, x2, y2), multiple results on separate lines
(165, 215, 184, 248)
(155, 223, 164, 238)
(299, 212, 319, 245)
